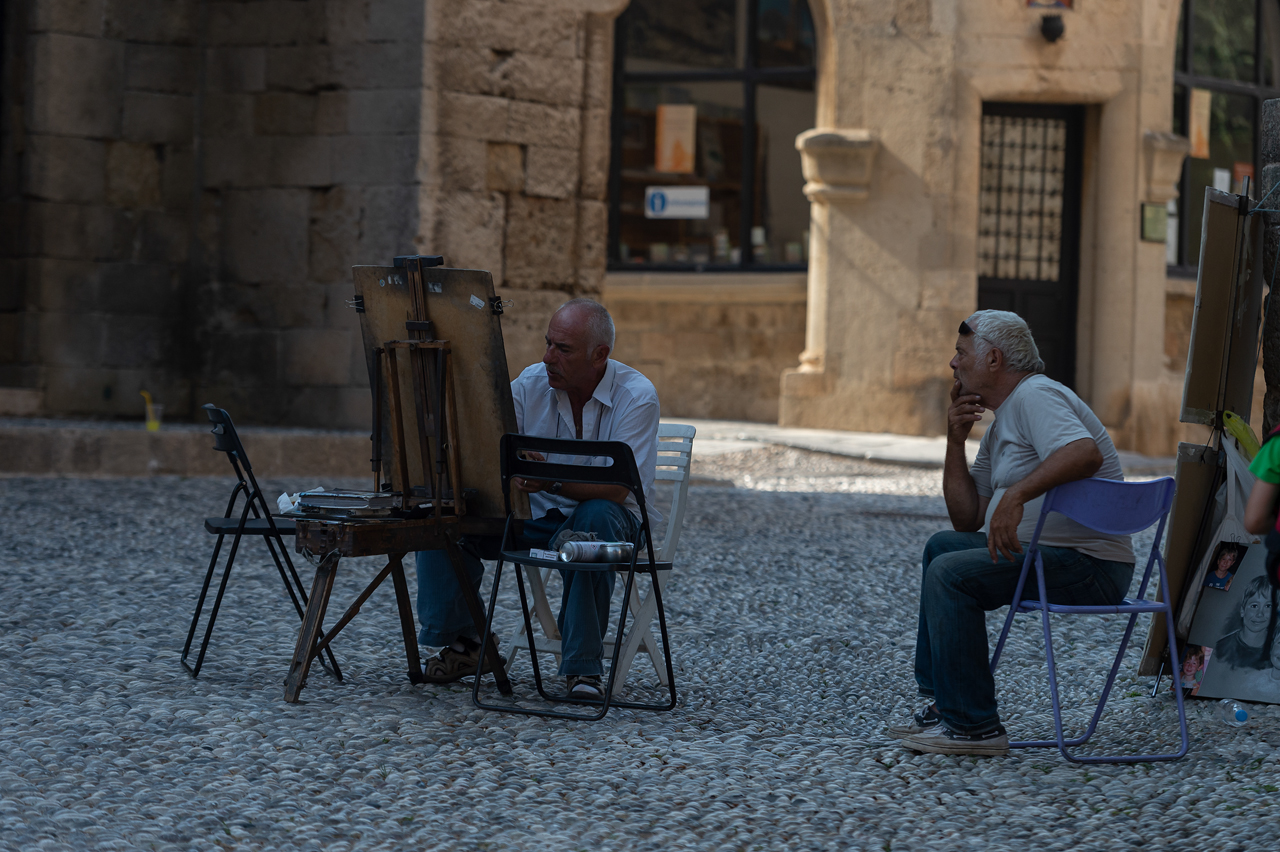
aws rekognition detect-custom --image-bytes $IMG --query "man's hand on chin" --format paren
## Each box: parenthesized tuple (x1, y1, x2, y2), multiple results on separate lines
(987, 498, 1025, 564)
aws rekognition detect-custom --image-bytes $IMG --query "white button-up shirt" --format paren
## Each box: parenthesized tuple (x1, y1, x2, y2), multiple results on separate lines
(511, 359, 662, 528)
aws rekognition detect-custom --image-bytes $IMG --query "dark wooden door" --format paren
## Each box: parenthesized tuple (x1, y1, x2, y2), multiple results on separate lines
(976, 103, 1084, 388)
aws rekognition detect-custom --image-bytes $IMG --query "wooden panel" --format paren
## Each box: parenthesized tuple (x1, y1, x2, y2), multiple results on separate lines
(353, 265, 529, 519)
(1181, 188, 1264, 425)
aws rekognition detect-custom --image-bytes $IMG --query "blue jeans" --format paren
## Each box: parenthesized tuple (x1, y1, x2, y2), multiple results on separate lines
(916, 530, 1134, 735)
(415, 499, 640, 677)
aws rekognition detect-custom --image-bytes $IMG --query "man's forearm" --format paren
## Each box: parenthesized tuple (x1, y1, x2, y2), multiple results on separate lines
(1003, 438, 1103, 507)
(944, 439, 982, 531)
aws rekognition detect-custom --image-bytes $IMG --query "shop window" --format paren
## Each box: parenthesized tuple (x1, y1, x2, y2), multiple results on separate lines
(607, 0, 817, 271)
(1169, 0, 1280, 274)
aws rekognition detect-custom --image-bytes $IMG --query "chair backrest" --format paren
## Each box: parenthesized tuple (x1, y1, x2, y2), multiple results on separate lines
(1041, 476, 1176, 535)
(500, 433, 649, 523)
(654, 423, 696, 562)
(202, 403, 252, 470)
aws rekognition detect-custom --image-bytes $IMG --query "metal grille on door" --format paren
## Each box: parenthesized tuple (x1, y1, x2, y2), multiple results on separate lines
(977, 115, 1067, 283)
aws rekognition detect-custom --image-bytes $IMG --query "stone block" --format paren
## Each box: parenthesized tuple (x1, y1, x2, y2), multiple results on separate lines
(123, 92, 193, 144)
(254, 92, 319, 135)
(30, 258, 99, 312)
(126, 44, 197, 94)
(504, 195, 575, 287)
(368, 0, 424, 41)
(1263, 98, 1280, 166)
(317, 91, 348, 134)
(206, 47, 266, 92)
(203, 329, 281, 387)
(439, 92, 509, 140)
(579, 107, 610, 199)
(576, 199, 607, 283)
(436, 191, 506, 279)
(435, 135, 485, 192)
(331, 40, 421, 89)
(202, 136, 272, 187)
(503, 54, 584, 107)
(348, 89, 420, 134)
(39, 311, 105, 367)
(106, 142, 164, 210)
(208, 0, 326, 46)
(283, 328, 352, 386)
(103, 315, 168, 369)
(162, 146, 195, 210)
(136, 211, 189, 263)
(507, 101, 580, 148)
(0, 260, 27, 311)
(202, 93, 255, 136)
(485, 142, 524, 191)
(105, 0, 196, 43)
(265, 46, 335, 92)
(26, 202, 129, 262)
(309, 184, 417, 282)
(25, 135, 106, 204)
(0, 315, 20, 362)
(525, 145, 578, 198)
(434, 0, 578, 58)
(222, 189, 309, 283)
(28, 34, 124, 137)
(31, 0, 105, 36)
(97, 263, 176, 316)
(582, 57, 612, 110)
(331, 135, 417, 184)
(269, 137, 332, 186)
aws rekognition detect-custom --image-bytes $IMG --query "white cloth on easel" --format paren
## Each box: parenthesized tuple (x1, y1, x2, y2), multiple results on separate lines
(1175, 434, 1261, 638)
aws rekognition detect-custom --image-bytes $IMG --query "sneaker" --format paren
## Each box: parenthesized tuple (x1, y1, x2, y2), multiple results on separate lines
(900, 723, 1009, 756)
(886, 704, 942, 739)
(567, 674, 604, 702)
(422, 636, 500, 683)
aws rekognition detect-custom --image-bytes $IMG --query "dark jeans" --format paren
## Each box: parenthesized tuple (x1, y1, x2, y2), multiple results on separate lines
(415, 499, 640, 676)
(915, 530, 1134, 734)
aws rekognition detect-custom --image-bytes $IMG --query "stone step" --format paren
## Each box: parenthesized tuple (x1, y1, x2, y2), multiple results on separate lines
(0, 418, 373, 479)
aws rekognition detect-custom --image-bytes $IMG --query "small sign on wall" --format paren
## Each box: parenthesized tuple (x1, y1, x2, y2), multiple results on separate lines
(644, 186, 709, 219)
(655, 105, 697, 173)
(1190, 88, 1212, 159)
(1141, 203, 1168, 242)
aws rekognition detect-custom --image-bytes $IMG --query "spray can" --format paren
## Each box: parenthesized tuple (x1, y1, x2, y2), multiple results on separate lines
(558, 541, 634, 563)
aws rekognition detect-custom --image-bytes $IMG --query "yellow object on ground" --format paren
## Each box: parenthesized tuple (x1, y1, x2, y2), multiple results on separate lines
(1223, 411, 1260, 460)
(139, 390, 161, 432)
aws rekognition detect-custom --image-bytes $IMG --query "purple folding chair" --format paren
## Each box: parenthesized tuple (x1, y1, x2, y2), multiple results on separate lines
(989, 476, 1188, 763)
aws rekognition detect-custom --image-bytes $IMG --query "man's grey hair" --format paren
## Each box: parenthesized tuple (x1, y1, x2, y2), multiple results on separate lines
(559, 298, 615, 352)
(960, 310, 1045, 374)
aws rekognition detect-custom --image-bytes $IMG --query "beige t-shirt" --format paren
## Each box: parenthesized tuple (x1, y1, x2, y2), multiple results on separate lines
(972, 374, 1134, 563)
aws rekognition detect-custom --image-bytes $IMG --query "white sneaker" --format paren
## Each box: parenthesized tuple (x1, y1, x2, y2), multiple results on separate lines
(900, 723, 1009, 756)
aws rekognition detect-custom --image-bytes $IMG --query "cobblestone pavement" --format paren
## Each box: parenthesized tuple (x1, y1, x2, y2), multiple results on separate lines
(2, 447, 1277, 851)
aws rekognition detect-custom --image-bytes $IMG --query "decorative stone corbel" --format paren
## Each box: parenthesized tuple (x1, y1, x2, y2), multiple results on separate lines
(795, 128, 879, 204)
(1143, 131, 1190, 204)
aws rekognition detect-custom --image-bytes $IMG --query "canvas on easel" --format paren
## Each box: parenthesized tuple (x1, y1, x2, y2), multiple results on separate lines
(352, 261, 530, 520)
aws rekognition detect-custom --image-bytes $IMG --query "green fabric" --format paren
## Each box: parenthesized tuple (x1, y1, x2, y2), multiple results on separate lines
(1249, 436, 1280, 483)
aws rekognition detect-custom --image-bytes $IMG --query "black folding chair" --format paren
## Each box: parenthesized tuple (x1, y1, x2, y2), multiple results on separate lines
(181, 404, 341, 680)
(472, 433, 677, 720)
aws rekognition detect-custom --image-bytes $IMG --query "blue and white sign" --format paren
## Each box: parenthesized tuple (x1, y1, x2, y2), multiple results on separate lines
(644, 186, 710, 219)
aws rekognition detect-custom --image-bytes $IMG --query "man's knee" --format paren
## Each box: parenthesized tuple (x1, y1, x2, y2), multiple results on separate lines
(923, 530, 984, 569)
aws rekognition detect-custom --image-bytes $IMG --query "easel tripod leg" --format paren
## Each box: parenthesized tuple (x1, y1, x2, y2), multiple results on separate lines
(284, 550, 341, 703)
(389, 554, 425, 684)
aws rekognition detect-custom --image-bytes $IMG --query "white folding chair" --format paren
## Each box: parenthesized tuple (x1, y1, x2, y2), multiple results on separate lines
(503, 423, 696, 695)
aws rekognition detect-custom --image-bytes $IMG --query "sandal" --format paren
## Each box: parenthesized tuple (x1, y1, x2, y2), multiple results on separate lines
(566, 674, 604, 702)
(422, 637, 500, 683)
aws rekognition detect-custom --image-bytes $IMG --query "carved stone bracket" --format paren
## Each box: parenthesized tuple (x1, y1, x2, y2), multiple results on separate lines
(1143, 131, 1190, 204)
(795, 128, 879, 204)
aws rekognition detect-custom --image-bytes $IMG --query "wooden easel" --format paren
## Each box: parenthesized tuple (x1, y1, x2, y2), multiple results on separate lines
(283, 257, 521, 703)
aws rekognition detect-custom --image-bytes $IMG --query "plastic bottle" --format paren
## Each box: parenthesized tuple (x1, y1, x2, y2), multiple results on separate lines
(1218, 699, 1249, 727)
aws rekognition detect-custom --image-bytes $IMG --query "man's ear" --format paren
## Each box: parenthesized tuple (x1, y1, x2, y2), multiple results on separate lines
(986, 346, 1004, 372)
(593, 344, 611, 366)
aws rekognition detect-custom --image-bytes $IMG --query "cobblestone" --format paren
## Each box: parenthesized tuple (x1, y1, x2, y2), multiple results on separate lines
(0, 448, 1275, 850)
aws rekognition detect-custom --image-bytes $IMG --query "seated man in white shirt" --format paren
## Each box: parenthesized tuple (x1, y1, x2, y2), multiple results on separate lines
(415, 299, 661, 700)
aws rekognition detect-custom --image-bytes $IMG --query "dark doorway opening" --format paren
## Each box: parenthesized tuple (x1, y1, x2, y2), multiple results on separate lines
(976, 102, 1085, 388)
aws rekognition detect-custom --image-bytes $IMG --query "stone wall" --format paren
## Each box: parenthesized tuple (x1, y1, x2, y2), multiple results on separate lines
(0, 0, 627, 430)
(604, 273, 807, 422)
